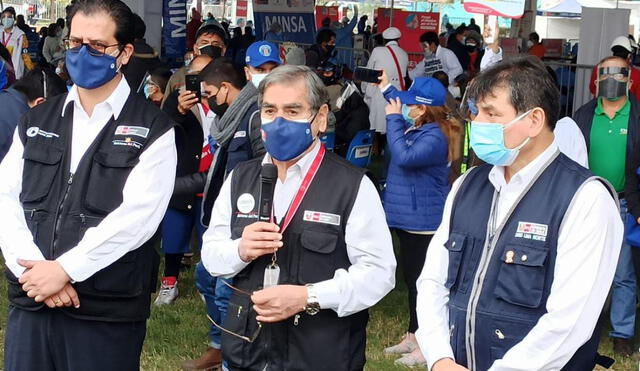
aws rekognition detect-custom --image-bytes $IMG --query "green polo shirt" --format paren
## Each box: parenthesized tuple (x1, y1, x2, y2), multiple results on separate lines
(589, 97, 630, 192)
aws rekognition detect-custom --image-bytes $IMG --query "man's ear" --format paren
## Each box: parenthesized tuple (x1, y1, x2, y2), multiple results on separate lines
(315, 103, 329, 134)
(119, 43, 135, 65)
(528, 107, 547, 136)
(244, 66, 251, 82)
(29, 97, 45, 108)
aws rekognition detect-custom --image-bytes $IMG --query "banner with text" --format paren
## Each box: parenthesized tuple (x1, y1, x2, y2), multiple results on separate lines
(162, 0, 187, 63)
(315, 6, 339, 29)
(463, 0, 526, 18)
(253, 0, 316, 44)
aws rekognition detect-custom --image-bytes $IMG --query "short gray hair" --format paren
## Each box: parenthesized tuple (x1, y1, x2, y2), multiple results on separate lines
(258, 65, 329, 112)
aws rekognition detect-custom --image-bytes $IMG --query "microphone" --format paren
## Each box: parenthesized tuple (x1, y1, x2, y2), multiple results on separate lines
(259, 164, 278, 222)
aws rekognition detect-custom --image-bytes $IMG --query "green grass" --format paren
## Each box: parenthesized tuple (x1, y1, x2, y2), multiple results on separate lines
(0, 256, 639, 371)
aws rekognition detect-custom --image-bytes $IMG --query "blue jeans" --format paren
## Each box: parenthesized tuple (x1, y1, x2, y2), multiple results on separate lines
(195, 262, 233, 349)
(610, 198, 637, 339)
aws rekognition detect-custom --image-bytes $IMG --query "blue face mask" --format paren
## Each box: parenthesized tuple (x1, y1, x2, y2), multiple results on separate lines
(143, 83, 153, 99)
(261, 116, 315, 161)
(470, 109, 532, 166)
(401, 104, 416, 127)
(65, 45, 121, 89)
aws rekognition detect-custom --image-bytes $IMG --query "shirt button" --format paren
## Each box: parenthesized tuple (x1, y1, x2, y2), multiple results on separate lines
(195, 155, 200, 160)
(187, 204, 192, 210)
(609, 129, 613, 134)
(521, 255, 528, 262)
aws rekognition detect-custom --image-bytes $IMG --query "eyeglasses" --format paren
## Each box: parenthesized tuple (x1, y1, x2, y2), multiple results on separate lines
(206, 281, 262, 343)
(64, 37, 121, 56)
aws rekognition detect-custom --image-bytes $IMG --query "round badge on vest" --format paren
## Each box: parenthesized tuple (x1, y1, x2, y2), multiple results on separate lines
(237, 193, 255, 214)
(26, 127, 39, 137)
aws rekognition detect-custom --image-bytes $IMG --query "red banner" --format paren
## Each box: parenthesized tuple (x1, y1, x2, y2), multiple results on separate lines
(542, 39, 564, 58)
(316, 6, 339, 29)
(237, 0, 248, 17)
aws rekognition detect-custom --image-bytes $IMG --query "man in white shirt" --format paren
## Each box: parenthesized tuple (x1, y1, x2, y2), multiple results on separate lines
(409, 31, 463, 86)
(0, 1, 176, 370)
(416, 55, 622, 371)
(362, 27, 408, 135)
(201, 64, 396, 370)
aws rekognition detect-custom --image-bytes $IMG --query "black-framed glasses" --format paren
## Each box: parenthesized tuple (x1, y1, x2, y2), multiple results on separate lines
(64, 37, 121, 57)
(206, 281, 262, 343)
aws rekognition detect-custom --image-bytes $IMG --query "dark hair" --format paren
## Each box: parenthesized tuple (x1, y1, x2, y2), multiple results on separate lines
(150, 66, 172, 93)
(0, 43, 11, 63)
(39, 27, 48, 37)
(529, 32, 540, 43)
(199, 57, 246, 90)
(316, 29, 336, 44)
(455, 25, 466, 35)
(2, 7, 16, 17)
(432, 71, 449, 88)
(196, 24, 228, 45)
(467, 55, 560, 130)
(420, 31, 439, 46)
(322, 17, 331, 27)
(67, 0, 135, 47)
(56, 17, 65, 29)
(611, 45, 630, 59)
(132, 13, 146, 40)
(13, 67, 67, 101)
(47, 23, 60, 37)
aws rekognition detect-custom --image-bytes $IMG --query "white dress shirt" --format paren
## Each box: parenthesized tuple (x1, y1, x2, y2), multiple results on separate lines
(416, 140, 622, 370)
(409, 46, 463, 85)
(480, 46, 503, 71)
(554, 117, 589, 168)
(201, 141, 397, 317)
(0, 76, 177, 282)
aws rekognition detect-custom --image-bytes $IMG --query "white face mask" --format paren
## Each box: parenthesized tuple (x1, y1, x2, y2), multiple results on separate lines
(251, 73, 267, 87)
(449, 85, 461, 99)
(527, 40, 534, 48)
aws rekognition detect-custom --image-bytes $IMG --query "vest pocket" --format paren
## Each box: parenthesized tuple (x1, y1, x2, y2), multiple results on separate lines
(299, 229, 338, 284)
(494, 243, 548, 308)
(20, 144, 63, 203)
(90, 249, 143, 296)
(84, 150, 140, 214)
(221, 294, 255, 367)
(23, 208, 48, 244)
(444, 233, 467, 292)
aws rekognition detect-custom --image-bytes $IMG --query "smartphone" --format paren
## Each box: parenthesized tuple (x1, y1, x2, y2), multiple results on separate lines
(354, 67, 383, 83)
(185, 74, 202, 100)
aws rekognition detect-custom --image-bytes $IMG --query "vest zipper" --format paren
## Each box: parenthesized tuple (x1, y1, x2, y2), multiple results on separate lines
(293, 314, 300, 326)
(50, 172, 74, 257)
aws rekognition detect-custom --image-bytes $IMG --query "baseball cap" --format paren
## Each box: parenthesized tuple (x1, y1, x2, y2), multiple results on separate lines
(196, 19, 227, 43)
(390, 77, 446, 106)
(611, 35, 632, 52)
(382, 27, 401, 40)
(245, 41, 281, 67)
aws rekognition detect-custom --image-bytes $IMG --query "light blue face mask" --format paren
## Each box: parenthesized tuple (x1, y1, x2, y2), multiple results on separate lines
(470, 109, 532, 166)
(401, 104, 416, 127)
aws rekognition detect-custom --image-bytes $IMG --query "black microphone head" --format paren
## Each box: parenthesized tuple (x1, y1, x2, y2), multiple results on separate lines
(261, 163, 278, 181)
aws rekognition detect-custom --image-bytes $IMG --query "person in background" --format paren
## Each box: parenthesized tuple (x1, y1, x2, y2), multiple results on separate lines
(333, 73, 370, 156)
(123, 13, 161, 92)
(589, 35, 640, 99)
(184, 57, 264, 371)
(468, 18, 481, 34)
(244, 40, 281, 88)
(15, 14, 30, 35)
(333, 6, 358, 70)
(410, 31, 463, 88)
(229, 26, 245, 67)
(418, 55, 622, 371)
(242, 26, 255, 50)
(206, 12, 214, 21)
(573, 55, 640, 356)
(142, 67, 172, 106)
(0, 42, 15, 88)
(447, 25, 470, 72)
(163, 19, 227, 106)
(527, 32, 545, 59)
(263, 22, 283, 43)
(0, 68, 67, 161)
(285, 46, 306, 65)
(2, 6, 32, 79)
(318, 17, 331, 32)
(432, 71, 458, 112)
(56, 17, 67, 38)
(379, 71, 460, 368)
(357, 14, 368, 34)
(316, 60, 343, 109)
(306, 29, 336, 69)
(36, 26, 47, 65)
(186, 8, 203, 52)
(42, 23, 64, 67)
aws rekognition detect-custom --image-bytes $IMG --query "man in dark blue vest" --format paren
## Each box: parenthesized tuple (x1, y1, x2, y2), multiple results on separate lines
(416, 55, 623, 371)
(200, 64, 396, 370)
(0, 1, 177, 370)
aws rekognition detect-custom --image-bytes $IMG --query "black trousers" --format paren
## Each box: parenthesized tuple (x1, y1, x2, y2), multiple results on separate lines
(396, 229, 433, 334)
(4, 306, 146, 371)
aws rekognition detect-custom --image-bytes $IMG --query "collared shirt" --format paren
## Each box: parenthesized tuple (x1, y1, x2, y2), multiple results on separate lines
(0, 76, 177, 281)
(589, 97, 630, 192)
(409, 46, 463, 86)
(554, 117, 589, 168)
(416, 140, 622, 370)
(480, 47, 502, 71)
(201, 140, 397, 317)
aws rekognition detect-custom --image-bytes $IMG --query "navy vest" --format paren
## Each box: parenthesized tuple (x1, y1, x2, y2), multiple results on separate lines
(447, 151, 614, 370)
(222, 151, 369, 371)
(7, 91, 173, 321)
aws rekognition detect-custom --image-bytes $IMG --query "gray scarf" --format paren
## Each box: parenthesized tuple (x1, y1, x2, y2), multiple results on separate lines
(210, 83, 258, 147)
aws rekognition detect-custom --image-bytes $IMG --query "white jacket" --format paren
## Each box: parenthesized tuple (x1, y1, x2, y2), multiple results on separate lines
(362, 41, 408, 134)
(1, 27, 25, 79)
(409, 45, 462, 86)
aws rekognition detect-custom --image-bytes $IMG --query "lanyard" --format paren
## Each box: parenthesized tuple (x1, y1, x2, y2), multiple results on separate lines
(276, 144, 326, 233)
(1, 31, 11, 47)
(461, 122, 471, 174)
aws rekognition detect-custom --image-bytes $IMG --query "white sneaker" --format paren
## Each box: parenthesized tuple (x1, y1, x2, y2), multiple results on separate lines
(394, 349, 427, 368)
(154, 278, 178, 306)
(384, 333, 419, 355)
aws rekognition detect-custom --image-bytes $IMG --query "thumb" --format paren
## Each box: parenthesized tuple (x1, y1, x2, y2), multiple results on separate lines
(251, 290, 268, 305)
(17, 259, 36, 268)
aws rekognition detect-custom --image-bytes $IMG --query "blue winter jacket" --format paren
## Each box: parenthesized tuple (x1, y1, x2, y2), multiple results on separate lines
(384, 113, 450, 231)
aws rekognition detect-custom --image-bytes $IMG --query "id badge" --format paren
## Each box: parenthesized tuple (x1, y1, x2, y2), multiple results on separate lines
(263, 263, 280, 288)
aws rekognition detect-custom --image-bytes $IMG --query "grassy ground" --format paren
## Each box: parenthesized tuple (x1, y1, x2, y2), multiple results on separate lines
(0, 255, 638, 370)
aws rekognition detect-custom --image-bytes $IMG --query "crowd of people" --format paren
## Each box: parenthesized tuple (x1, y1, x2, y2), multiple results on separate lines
(0, 0, 639, 371)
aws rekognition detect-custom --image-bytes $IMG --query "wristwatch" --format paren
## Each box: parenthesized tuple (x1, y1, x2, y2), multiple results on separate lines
(304, 284, 321, 316)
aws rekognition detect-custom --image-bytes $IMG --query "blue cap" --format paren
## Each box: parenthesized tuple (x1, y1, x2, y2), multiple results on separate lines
(245, 41, 281, 67)
(392, 77, 446, 106)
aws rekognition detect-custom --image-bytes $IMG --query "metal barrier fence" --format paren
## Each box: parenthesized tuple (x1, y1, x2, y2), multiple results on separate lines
(268, 40, 371, 71)
(544, 61, 595, 118)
